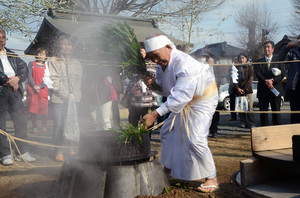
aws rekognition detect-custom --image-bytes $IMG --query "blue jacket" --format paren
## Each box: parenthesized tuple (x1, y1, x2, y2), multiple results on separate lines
(278, 46, 300, 90)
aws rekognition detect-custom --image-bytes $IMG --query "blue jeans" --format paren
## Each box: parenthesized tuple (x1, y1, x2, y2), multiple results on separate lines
(52, 103, 68, 154)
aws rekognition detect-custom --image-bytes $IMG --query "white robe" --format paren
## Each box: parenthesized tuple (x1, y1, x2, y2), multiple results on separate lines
(155, 49, 218, 181)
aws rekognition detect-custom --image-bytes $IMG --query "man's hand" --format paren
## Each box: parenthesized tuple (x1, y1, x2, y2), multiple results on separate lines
(142, 75, 155, 90)
(237, 88, 245, 95)
(265, 79, 274, 89)
(140, 110, 159, 129)
(13, 84, 19, 92)
(131, 86, 141, 95)
(7, 76, 20, 87)
(34, 86, 40, 93)
(286, 41, 298, 49)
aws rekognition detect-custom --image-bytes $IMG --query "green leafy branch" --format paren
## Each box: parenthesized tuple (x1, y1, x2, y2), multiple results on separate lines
(101, 22, 161, 91)
(112, 122, 150, 145)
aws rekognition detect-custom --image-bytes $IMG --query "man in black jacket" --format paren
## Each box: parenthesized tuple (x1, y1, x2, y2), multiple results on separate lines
(255, 41, 285, 126)
(0, 28, 36, 165)
(278, 35, 300, 124)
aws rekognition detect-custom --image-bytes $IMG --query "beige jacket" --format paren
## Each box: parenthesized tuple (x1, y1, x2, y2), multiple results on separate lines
(48, 57, 82, 104)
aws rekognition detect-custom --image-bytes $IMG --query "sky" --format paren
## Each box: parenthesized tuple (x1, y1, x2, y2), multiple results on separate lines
(159, 0, 295, 51)
(5, 0, 295, 54)
(191, 0, 294, 50)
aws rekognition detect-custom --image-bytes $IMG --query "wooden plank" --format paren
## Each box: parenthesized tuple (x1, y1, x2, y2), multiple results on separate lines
(273, 148, 293, 155)
(251, 124, 300, 152)
(255, 150, 293, 162)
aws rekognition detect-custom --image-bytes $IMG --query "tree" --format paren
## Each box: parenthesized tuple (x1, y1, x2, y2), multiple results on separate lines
(0, 0, 165, 37)
(66, 0, 163, 16)
(0, 0, 224, 45)
(154, 0, 225, 50)
(0, 0, 70, 39)
(234, 2, 278, 60)
(289, 0, 300, 36)
(66, 0, 225, 49)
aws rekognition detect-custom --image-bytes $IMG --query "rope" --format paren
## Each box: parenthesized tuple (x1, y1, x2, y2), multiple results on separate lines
(148, 121, 164, 131)
(2, 51, 300, 67)
(0, 129, 64, 168)
(0, 119, 165, 169)
(212, 59, 300, 66)
(0, 129, 76, 149)
(215, 110, 300, 114)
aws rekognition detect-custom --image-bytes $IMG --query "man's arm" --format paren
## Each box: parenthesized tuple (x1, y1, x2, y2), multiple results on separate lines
(0, 72, 8, 85)
(272, 60, 285, 85)
(14, 55, 28, 83)
(6, 54, 27, 88)
(254, 59, 266, 82)
(277, 45, 290, 61)
(27, 61, 36, 87)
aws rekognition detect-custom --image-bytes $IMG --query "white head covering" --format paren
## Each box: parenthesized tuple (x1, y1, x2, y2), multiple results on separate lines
(144, 35, 176, 53)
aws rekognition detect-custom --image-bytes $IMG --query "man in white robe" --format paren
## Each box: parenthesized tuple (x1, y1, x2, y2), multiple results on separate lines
(141, 34, 219, 193)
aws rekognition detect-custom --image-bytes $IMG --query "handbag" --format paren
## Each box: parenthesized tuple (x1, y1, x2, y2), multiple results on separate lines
(235, 96, 249, 111)
(120, 85, 132, 108)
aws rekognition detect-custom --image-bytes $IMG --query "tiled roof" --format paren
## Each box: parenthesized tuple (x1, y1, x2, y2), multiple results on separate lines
(25, 9, 189, 57)
(192, 41, 246, 59)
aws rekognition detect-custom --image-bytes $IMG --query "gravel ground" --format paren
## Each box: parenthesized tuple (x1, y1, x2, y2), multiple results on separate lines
(0, 102, 292, 197)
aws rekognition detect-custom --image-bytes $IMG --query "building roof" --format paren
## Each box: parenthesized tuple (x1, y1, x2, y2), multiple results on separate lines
(25, 9, 189, 60)
(191, 41, 246, 60)
(274, 35, 298, 54)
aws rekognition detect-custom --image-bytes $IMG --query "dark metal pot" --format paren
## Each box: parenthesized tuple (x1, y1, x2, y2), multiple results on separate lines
(79, 130, 151, 162)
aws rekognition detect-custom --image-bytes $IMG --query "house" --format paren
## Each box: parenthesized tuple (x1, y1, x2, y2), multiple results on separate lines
(191, 41, 246, 85)
(25, 9, 190, 60)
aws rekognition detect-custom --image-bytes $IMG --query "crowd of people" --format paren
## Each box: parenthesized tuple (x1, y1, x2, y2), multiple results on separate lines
(0, 25, 300, 193)
(0, 29, 120, 165)
(138, 34, 300, 193)
(226, 38, 300, 132)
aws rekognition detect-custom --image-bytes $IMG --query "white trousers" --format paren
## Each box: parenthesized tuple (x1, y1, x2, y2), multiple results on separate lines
(90, 101, 112, 131)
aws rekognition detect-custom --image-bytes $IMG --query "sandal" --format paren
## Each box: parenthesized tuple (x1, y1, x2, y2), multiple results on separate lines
(194, 183, 220, 193)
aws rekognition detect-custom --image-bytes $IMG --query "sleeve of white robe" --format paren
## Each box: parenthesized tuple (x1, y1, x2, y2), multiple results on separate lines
(156, 63, 205, 116)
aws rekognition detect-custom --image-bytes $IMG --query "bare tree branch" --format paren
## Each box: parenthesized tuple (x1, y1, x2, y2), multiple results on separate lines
(289, 0, 300, 36)
(0, 0, 224, 45)
(234, 1, 278, 60)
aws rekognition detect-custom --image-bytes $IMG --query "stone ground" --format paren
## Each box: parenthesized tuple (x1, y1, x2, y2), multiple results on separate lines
(0, 102, 291, 198)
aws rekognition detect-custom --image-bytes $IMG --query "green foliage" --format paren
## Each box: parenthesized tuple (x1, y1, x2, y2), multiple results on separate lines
(0, 0, 67, 37)
(175, 181, 193, 190)
(112, 122, 149, 145)
(164, 186, 170, 194)
(101, 22, 161, 91)
(101, 22, 146, 73)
